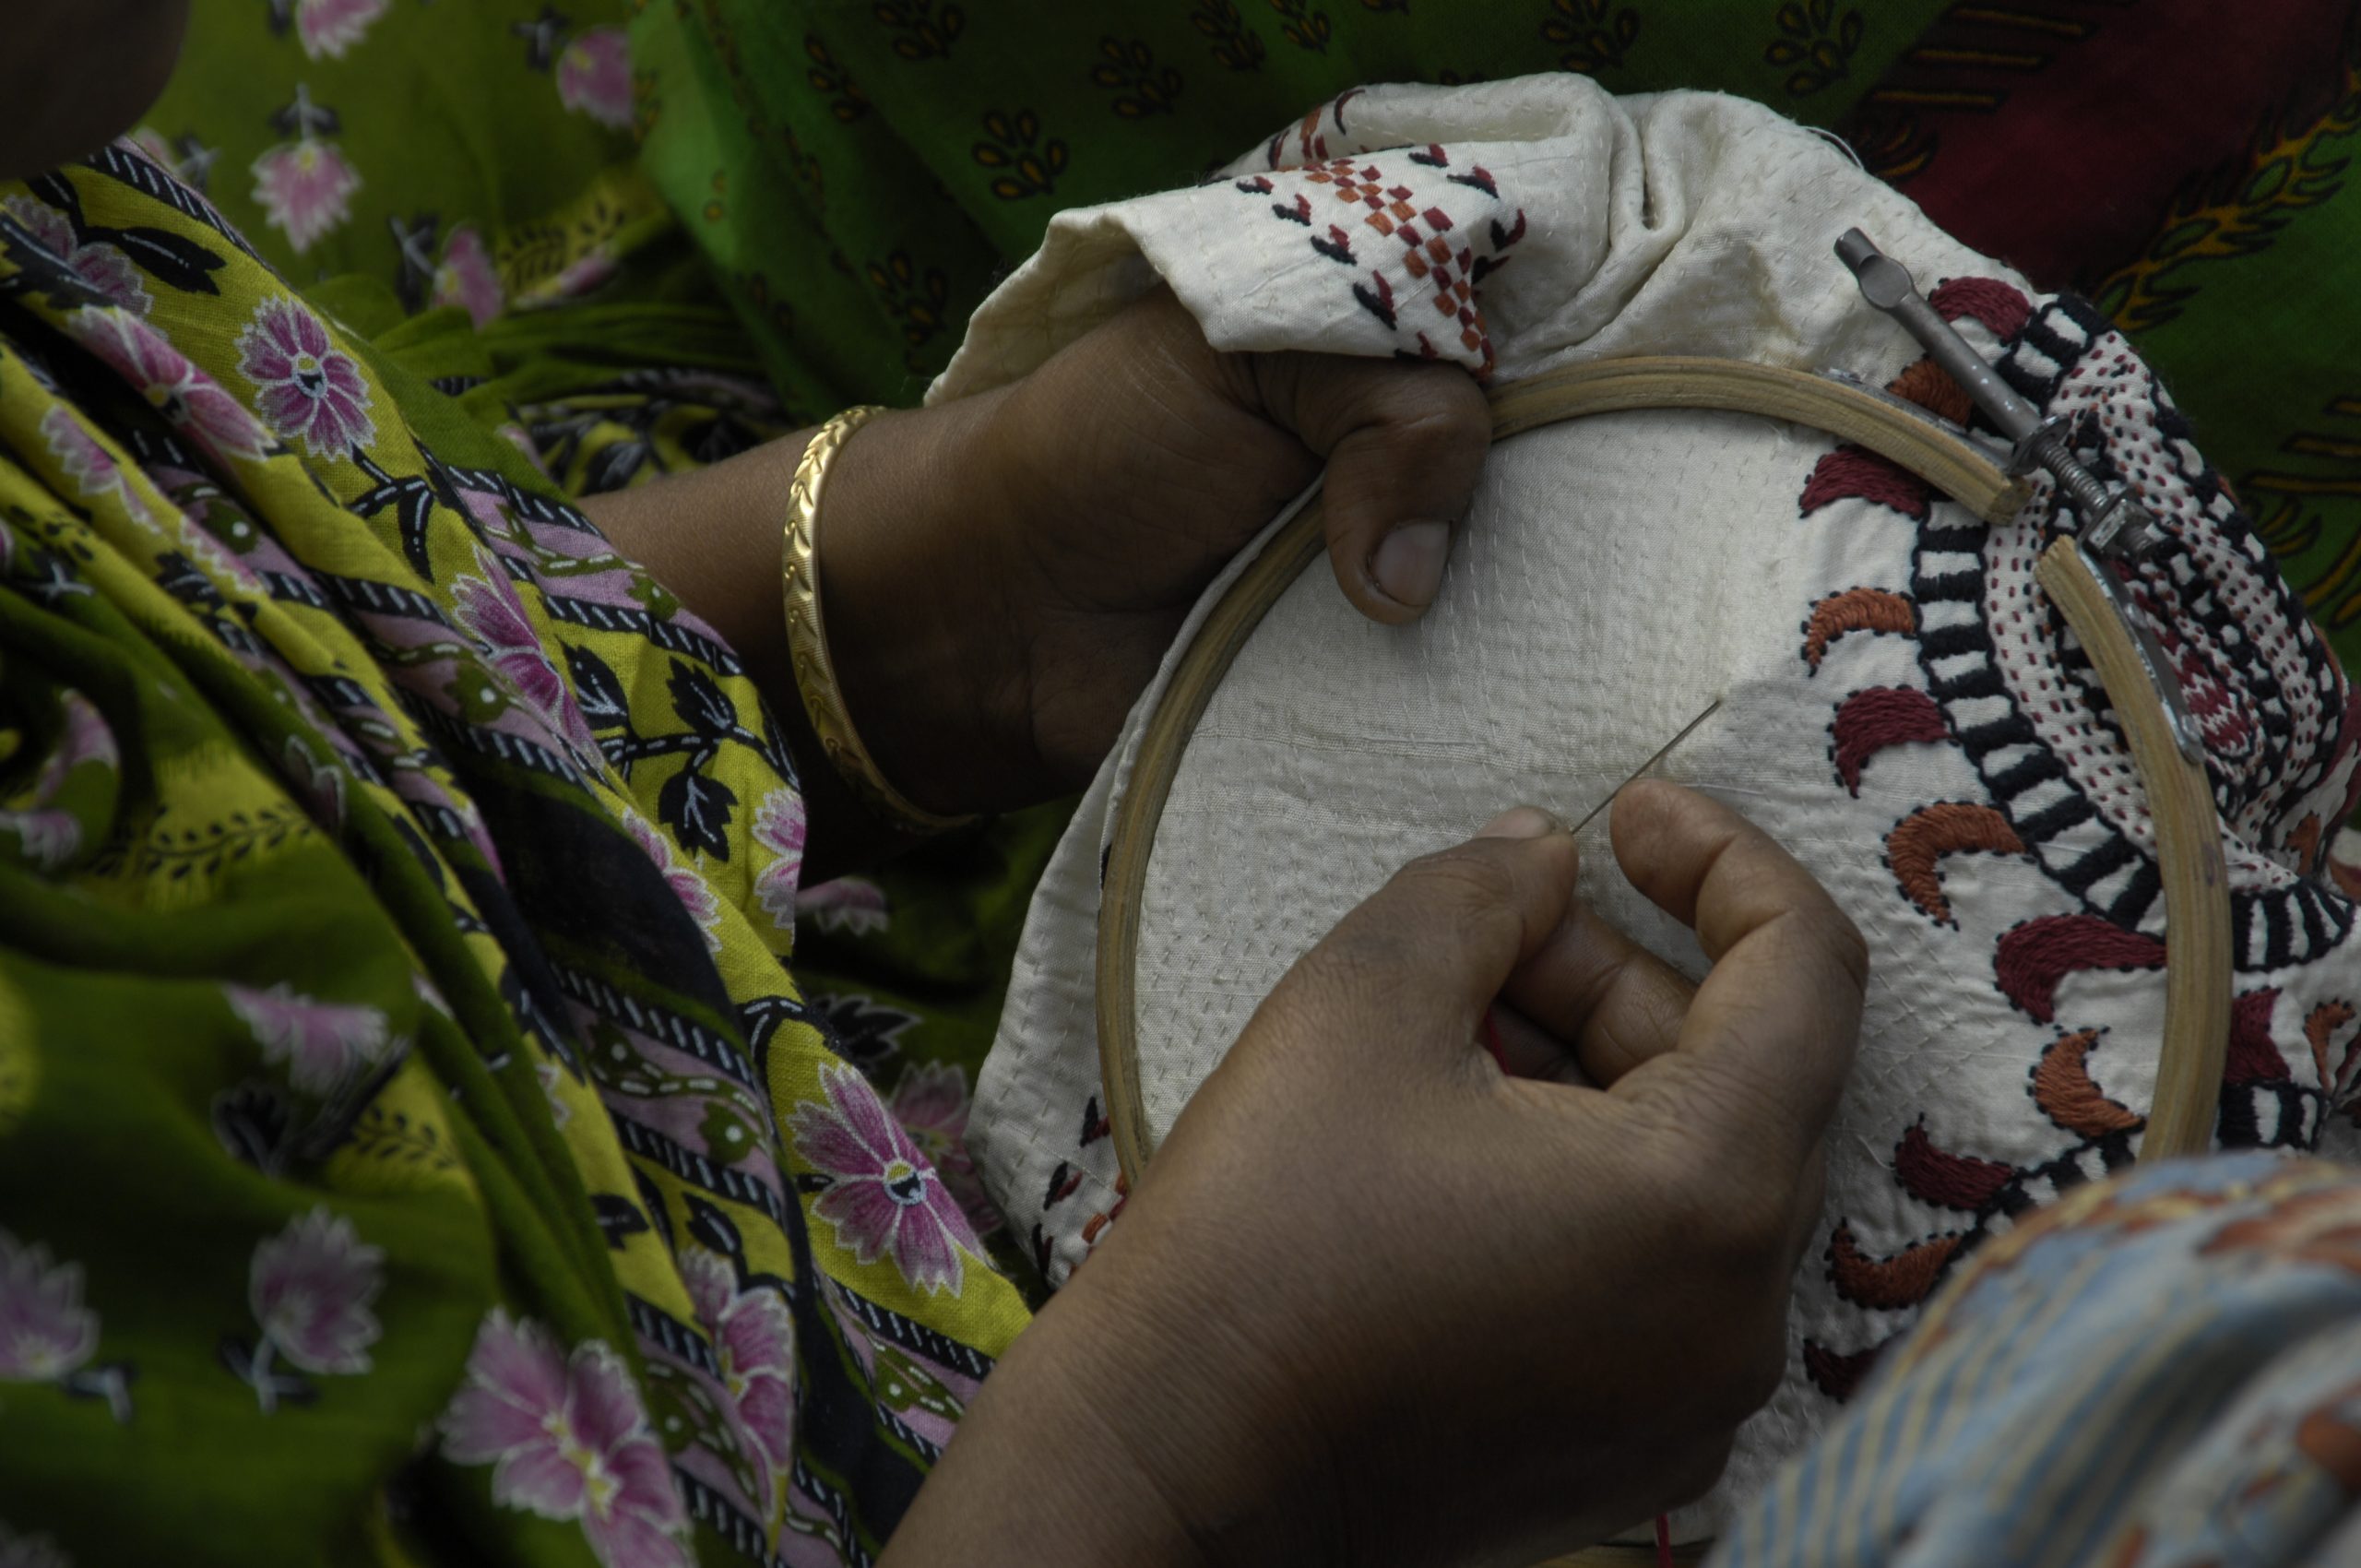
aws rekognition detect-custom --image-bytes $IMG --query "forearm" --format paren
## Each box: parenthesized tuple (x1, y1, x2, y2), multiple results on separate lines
(577, 390, 1050, 878)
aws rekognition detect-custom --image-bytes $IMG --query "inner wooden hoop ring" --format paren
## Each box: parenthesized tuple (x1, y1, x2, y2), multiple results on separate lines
(1093, 354, 2230, 1182)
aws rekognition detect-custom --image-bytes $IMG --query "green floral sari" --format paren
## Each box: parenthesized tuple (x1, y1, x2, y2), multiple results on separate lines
(0, 143, 1023, 1567)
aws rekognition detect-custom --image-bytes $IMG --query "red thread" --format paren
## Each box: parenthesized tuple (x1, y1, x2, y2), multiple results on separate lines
(2031, 1029, 2142, 1137)
(1802, 587, 1918, 671)
(1655, 1515, 1674, 1568)
(1833, 686, 1948, 792)
(1885, 801, 2024, 922)
(1826, 1222, 1963, 1311)
(1927, 276, 2033, 340)
(2225, 988, 2289, 1084)
(1994, 915, 2166, 1023)
(1886, 357, 1975, 426)
(1802, 1335, 1891, 1403)
(1893, 1121, 2015, 1210)
(1800, 445, 1931, 519)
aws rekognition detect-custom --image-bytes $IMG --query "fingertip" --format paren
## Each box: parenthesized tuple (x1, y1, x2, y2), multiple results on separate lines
(1370, 519, 1452, 613)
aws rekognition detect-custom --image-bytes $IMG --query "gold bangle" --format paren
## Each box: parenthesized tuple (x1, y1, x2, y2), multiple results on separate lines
(782, 405, 978, 837)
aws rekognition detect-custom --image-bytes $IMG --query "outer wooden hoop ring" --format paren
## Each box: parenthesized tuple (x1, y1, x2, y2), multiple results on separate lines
(1094, 355, 2232, 1183)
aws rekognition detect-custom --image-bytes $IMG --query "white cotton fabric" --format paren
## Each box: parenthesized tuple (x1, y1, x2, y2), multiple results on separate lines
(943, 75, 2361, 1535)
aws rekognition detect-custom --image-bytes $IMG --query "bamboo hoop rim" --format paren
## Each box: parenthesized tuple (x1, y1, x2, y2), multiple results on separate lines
(1094, 355, 2230, 1183)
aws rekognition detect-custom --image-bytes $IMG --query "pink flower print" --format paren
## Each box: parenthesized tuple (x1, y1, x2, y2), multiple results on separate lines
(68, 306, 271, 463)
(623, 813, 720, 950)
(249, 1207, 383, 1377)
(788, 1062, 976, 1294)
(0, 1521, 71, 1568)
(518, 249, 618, 310)
(56, 693, 117, 775)
(891, 1062, 1002, 1238)
(449, 562, 598, 757)
(0, 196, 148, 314)
(795, 875, 889, 935)
(557, 28, 635, 129)
(750, 790, 806, 929)
(440, 1311, 691, 1568)
(250, 138, 361, 254)
(679, 1248, 796, 1481)
(1, 811, 78, 872)
(0, 1231, 97, 1382)
(225, 980, 391, 1096)
(38, 406, 147, 523)
(432, 226, 505, 328)
(235, 296, 376, 457)
(296, 0, 388, 58)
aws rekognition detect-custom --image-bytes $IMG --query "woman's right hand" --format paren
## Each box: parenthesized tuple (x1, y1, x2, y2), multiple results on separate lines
(884, 782, 1867, 1567)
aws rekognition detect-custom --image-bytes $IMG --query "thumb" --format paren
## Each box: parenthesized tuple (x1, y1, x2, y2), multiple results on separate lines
(1250, 350, 1491, 624)
(1254, 807, 1580, 1075)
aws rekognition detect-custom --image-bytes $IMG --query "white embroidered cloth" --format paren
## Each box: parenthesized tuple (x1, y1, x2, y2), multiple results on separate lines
(942, 75, 2361, 1532)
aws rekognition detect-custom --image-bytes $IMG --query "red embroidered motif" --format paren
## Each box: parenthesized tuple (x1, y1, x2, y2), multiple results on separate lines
(2032, 1029, 2143, 1138)
(1803, 1336, 1891, 1402)
(1887, 802, 2025, 923)
(1994, 914, 2167, 1023)
(1833, 685, 1948, 792)
(1800, 445, 1932, 520)
(1894, 1121, 2016, 1210)
(1802, 587, 1917, 671)
(1827, 1222, 1963, 1311)
(1926, 276, 2033, 340)
(2226, 988, 2291, 1085)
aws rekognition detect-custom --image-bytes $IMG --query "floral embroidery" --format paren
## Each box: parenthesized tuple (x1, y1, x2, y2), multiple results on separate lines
(68, 306, 271, 463)
(556, 28, 635, 130)
(789, 1062, 976, 1294)
(0, 1230, 129, 1422)
(449, 556, 600, 759)
(295, 0, 389, 60)
(0, 196, 148, 314)
(234, 296, 375, 457)
(225, 980, 391, 1096)
(679, 1247, 796, 1486)
(432, 225, 504, 328)
(37, 406, 147, 523)
(795, 876, 889, 935)
(750, 790, 805, 930)
(250, 138, 361, 255)
(0, 1232, 97, 1382)
(892, 1062, 1003, 1238)
(440, 1311, 691, 1568)
(622, 813, 720, 949)
(227, 1207, 384, 1409)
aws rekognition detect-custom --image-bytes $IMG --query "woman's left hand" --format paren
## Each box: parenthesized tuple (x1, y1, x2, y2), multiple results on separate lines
(586, 289, 1488, 861)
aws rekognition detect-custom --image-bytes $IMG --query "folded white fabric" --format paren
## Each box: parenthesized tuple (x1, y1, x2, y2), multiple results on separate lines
(943, 75, 2361, 1529)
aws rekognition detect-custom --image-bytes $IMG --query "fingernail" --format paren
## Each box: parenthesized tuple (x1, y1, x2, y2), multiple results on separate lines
(1370, 520, 1452, 610)
(1478, 805, 1562, 839)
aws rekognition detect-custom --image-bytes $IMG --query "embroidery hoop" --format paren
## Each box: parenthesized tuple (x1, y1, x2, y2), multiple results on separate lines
(1095, 356, 2233, 1186)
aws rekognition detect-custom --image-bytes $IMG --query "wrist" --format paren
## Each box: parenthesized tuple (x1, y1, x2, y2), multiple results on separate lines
(815, 392, 1052, 818)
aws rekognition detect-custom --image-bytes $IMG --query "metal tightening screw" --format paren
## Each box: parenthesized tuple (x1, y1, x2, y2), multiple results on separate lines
(1833, 229, 2163, 560)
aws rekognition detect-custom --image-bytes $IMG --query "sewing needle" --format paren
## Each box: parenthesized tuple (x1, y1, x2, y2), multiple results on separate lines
(1568, 696, 1725, 834)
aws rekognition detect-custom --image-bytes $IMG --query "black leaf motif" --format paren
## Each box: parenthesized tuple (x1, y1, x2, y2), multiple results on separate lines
(665, 659, 738, 738)
(685, 1193, 744, 1259)
(93, 224, 227, 295)
(589, 1193, 653, 1250)
(567, 645, 630, 729)
(635, 1168, 676, 1250)
(211, 1083, 293, 1173)
(658, 764, 737, 861)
